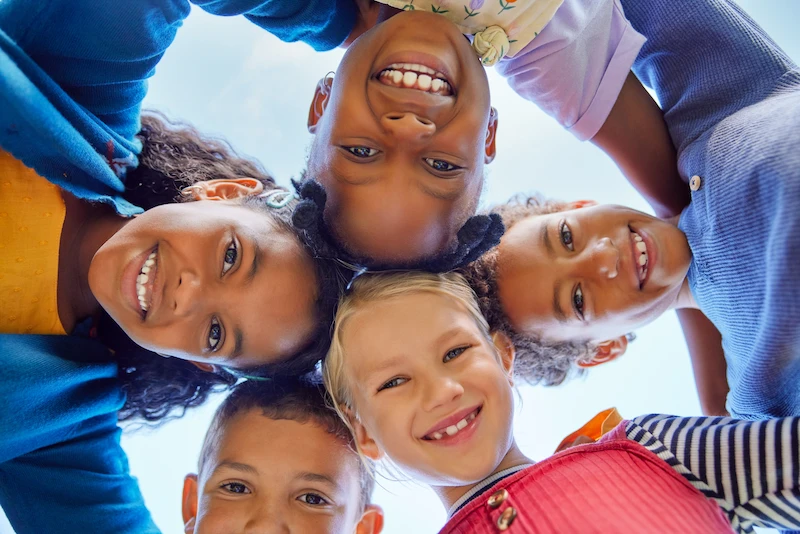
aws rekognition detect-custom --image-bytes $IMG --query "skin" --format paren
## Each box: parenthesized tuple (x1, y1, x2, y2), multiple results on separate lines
(496, 202, 695, 347)
(85, 179, 318, 368)
(182, 410, 383, 534)
(307, 10, 498, 263)
(341, 291, 530, 509)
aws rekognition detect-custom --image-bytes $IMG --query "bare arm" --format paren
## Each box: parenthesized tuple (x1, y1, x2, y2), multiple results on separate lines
(591, 72, 689, 219)
(677, 309, 729, 416)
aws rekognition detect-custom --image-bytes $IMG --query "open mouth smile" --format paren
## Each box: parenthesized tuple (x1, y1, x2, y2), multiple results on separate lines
(422, 406, 481, 441)
(377, 63, 454, 96)
(629, 227, 650, 289)
(135, 247, 159, 317)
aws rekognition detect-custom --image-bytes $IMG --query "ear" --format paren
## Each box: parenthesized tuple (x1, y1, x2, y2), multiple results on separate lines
(308, 76, 334, 133)
(346, 409, 384, 461)
(484, 107, 499, 164)
(491, 330, 516, 381)
(567, 199, 597, 210)
(189, 361, 217, 373)
(356, 504, 385, 534)
(182, 474, 199, 533)
(578, 335, 628, 368)
(182, 178, 264, 201)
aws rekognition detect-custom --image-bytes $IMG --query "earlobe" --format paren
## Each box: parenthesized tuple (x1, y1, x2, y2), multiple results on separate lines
(356, 504, 385, 534)
(567, 199, 598, 210)
(308, 76, 334, 134)
(182, 474, 199, 533)
(484, 107, 499, 164)
(189, 361, 217, 373)
(491, 330, 516, 379)
(182, 178, 265, 202)
(349, 412, 384, 461)
(578, 335, 628, 368)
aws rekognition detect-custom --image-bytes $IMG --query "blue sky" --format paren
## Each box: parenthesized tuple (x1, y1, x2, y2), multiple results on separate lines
(3, 2, 797, 533)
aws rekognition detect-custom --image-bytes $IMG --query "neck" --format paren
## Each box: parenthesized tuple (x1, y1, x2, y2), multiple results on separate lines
(672, 277, 698, 310)
(431, 440, 533, 511)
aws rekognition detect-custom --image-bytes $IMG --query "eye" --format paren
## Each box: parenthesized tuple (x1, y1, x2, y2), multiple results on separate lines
(424, 157, 461, 172)
(443, 345, 469, 363)
(222, 239, 237, 275)
(572, 285, 585, 320)
(208, 317, 223, 351)
(378, 377, 408, 392)
(298, 493, 330, 506)
(346, 146, 379, 158)
(559, 220, 574, 251)
(220, 482, 250, 494)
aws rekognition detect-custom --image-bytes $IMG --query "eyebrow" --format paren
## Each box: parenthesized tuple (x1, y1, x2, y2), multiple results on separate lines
(541, 222, 555, 258)
(244, 241, 262, 285)
(213, 461, 259, 476)
(297, 471, 342, 492)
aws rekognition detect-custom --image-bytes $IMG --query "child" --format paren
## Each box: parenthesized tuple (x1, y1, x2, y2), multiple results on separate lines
(323, 271, 800, 533)
(301, 0, 684, 266)
(182, 378, 383, 534)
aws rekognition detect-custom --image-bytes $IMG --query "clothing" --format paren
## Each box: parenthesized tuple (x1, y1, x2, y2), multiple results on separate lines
(442, 415, 800, 533)
(0, 0, 355, 216)
(0, 151, 66, 335)
(0, 334, 159, 533)
(376, 0, 564, 65)
(619, 0, 800, 419)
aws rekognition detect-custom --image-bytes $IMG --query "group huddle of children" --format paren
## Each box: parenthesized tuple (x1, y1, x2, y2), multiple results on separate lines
(1, 0, 799, 532)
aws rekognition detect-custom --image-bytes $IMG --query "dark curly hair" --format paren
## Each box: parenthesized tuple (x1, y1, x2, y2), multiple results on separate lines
(99, 111, 348, 424)
(460, 194, 593, 386)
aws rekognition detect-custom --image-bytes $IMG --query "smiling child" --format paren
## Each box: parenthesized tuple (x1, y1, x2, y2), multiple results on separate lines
(182, 378, 383, 534)
(323, 271, 800, 533)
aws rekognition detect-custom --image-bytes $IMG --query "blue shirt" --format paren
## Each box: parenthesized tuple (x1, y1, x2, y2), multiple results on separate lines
(621, 0, 800, 419)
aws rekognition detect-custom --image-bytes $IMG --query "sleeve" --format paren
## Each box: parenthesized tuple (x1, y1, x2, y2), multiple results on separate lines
(494, 0, 646, 141)
(618, 0, 800, 154)
(627, 414, 800, 533)
(0, 335, 160, 534)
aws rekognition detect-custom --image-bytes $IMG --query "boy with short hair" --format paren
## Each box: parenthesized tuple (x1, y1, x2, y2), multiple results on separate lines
(181, 378, 383, 534)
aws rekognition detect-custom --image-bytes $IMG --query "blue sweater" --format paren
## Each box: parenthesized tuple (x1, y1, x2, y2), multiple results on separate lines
(621, 0, 800, 419)
(0, 0, 355, 216)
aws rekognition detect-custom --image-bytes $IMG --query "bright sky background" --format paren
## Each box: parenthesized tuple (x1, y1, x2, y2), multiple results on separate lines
(2, 2, 798, 533)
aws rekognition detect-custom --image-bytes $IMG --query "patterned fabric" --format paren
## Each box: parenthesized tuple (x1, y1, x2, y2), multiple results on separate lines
(619, 0, 800, 419)
(0, 151, 66, 335)
(376, 0, 564, 64)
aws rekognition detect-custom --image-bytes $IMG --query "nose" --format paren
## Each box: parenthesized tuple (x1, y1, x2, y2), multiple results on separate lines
(420, 371, 464, 413)
(243, 502, 287, 534)
(591, 237, 619, 280)
(172, 269, 205, 316)
(381, 112, 436, 142)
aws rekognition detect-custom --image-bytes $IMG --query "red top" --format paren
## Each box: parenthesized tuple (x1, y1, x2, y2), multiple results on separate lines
(440, 423, 733, 534)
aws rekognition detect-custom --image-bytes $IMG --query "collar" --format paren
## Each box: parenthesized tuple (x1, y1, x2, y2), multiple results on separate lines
(447, 463, 534, 518)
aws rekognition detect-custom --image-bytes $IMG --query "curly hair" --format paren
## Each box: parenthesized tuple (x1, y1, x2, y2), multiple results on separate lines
(460, 194, 593, 387)
(99, 112, 348, 424)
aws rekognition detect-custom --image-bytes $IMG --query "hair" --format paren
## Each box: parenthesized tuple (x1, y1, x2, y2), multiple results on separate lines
(323, 271, 496, 459)
(99, 111, 348, 424)
(290, 177, 506, 272)
(460, 194, 593, 387)
(199, 377, 375, 511)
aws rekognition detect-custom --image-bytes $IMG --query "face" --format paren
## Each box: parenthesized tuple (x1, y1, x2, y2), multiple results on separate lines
(307, 10, 496, 263)
(497, 204, 691, 343)
(88, 199, 318, 367)
(342, 292, 515, 487)
(184, 410, 374, 534)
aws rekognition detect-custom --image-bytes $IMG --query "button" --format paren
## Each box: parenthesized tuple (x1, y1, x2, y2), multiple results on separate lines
(689, 175, 702, 191)
(487, 488, 508, 509)
(497, 507, 517, 531)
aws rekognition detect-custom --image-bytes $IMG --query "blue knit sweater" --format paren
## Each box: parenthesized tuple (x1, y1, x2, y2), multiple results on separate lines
(621, 0, 800, 419)
(0, 0, 354, 216)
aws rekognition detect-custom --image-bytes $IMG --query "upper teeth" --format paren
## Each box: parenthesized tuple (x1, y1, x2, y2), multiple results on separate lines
(426, 409, 478, 441)
(632, 231, 648, 282)
(136, 251, 157, 312)
(379, 63, 452, 95)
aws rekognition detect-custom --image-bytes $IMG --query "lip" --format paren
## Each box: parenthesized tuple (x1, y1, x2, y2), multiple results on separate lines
(121, 247, 156, 319)
(629, 226, 656, 289)
(422, 406, 482, 447)
(422, 404, 482, 438)
(374, 51, 456, 93)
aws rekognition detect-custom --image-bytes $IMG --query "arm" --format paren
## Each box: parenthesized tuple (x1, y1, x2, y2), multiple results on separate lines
(628, 414, 800, 532)
(590, 72, 689, 218)
(676, 309, 729, 417)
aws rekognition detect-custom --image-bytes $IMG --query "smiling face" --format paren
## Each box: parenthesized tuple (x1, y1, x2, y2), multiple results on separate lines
(340, 291, 515, 487)
(88, 200, 318, 368)
(307, 10, 496, 263)
(184, 410, 370, 534)
(497, 204, 691, 343)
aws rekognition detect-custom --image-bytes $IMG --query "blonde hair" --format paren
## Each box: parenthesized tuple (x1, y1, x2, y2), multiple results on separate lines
(323, 271, 494, 458)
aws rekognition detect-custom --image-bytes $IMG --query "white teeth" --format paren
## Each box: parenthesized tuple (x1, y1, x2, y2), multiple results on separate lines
(456, 419, 468, 430)
(445, 425, 458, 436)
(417, 74, 432, 91)
(431, 78, 443, 92)
(432, 432, 443, 440)
(141, 265, 150, 274)
(634, 234, 643, 242)
(135, 251, 157, 314)
(426, 410, 480, 441)
(391, 70, 403, 84)
(402, 71, 418, 87)
(638, 254, 647, 266)
(636, 241, 646, 252)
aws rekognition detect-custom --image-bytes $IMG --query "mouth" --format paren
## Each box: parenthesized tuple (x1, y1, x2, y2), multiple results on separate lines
(422, 406, 481, 442)
(134, 247, 159, 318)
(377, 63, 454, 96)
(629, 226, 650, 289)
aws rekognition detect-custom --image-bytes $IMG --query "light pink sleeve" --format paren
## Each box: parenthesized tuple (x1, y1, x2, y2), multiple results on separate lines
(495, 0, 646, 141)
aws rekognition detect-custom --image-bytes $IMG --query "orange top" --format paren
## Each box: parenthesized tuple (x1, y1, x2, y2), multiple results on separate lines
(555, 407, 623, 453)
(0, 150, 67, 334)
